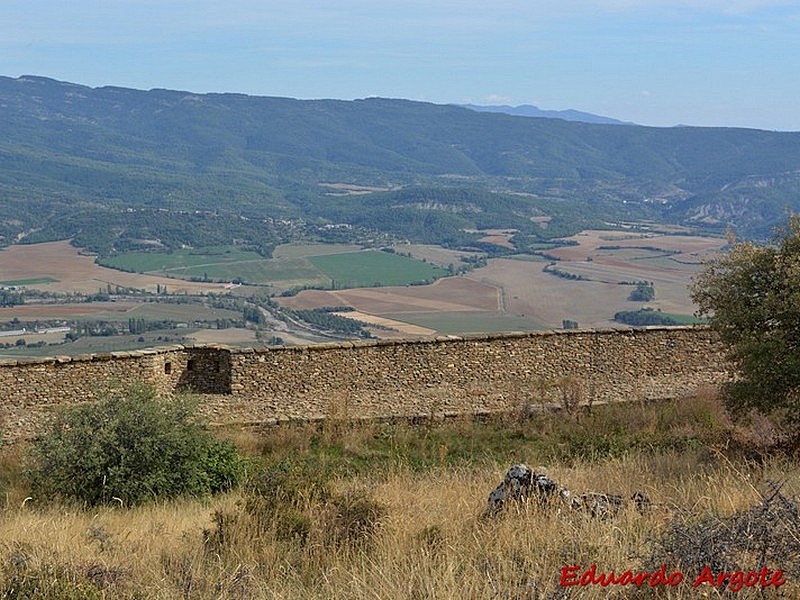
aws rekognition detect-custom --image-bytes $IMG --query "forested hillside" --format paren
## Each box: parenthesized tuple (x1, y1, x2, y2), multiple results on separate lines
(2, 75, 800, 256)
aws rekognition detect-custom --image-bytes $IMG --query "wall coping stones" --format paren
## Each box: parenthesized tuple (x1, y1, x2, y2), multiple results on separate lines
(16, 357, 56, 365)
(231, 347, 256, 354)
(351, 339, 379, 348)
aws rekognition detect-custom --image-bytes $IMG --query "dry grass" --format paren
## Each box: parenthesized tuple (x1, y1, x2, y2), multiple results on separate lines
(2, 394, 799, 599)
(2, 456, 797, 598)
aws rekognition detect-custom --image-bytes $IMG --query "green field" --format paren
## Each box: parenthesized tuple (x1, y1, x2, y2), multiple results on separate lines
(308, 251, 449, 288)
(0, 331, 197, 358)
(99, 246, 265, 273)
(100, 245, 450, 289)
(100, 246, 333, 287)
(506, 254, 548, 262)
(272, 243, 364, 259)
(0, 277, 59, 286)
(171, 258, 326, 287)
(117, 302, 243, 322)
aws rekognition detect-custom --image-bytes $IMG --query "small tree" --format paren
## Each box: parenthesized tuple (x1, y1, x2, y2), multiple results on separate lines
(691, 216, 800, 427)
(28, 384, 246, 506)
(628, 281, 655, 302)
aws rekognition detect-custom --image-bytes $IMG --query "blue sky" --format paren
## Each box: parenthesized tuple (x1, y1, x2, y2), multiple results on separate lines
(2, 0, 799, 130)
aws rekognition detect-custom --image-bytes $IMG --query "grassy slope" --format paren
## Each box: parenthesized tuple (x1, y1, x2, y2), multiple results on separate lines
(2, 392, 798, 598)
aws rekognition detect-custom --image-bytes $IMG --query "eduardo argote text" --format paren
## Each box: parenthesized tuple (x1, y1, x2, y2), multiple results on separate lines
(561, 563, 786, 592)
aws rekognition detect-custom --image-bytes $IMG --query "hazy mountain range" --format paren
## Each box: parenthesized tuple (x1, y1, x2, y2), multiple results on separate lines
(2, 75, 800, 256)
(460, 104, 633, 125)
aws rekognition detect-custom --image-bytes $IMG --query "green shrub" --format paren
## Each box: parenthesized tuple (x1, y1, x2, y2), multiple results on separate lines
(27, 384, 245, 506)
(692, 215, 800, 429)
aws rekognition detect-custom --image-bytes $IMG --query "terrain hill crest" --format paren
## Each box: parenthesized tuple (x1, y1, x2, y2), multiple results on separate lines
(2, 74, 800, 252)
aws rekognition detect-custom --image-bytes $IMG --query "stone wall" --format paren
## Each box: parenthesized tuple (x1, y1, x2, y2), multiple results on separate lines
(0, 327, 731, 443)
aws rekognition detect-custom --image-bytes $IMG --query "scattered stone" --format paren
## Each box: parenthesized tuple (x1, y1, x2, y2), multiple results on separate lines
(562, 491, 625, 519)
(484, 463, 651, 518)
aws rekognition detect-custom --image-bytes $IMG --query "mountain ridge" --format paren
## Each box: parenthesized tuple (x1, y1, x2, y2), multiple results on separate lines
(460, 103, 633, 125)
(2, 75, 800, 254)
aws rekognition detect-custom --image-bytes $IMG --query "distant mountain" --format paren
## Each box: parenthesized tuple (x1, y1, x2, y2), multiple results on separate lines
(460, 103, 633, 125)
(2, 75, 800, 255)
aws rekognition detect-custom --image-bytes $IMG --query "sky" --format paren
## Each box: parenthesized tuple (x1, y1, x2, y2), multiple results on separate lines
(2, 0, 799, 131)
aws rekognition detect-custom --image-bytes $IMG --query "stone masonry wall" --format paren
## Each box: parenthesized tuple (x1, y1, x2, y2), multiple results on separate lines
(222, 326, 729, 425)
(0, 327, 731, 443)
(0, 346, 190, 442)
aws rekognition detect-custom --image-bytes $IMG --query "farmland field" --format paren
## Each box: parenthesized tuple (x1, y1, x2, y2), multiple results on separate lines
(0, 277, 59, 286)
(307, 250, 449, 288)
(99, 246, 264, 273)
(0, 241, 243, 295)
(280, 277, 500, 313)
(0, 228, 725, 350)
(100, 246, 329, 288)
(272, 243, 364, 259)
(278, 228, 724, 337)
(0, 301, 241, 324)
(391, 243, 480, 268)
(97, 244, 449, 289)
(0, 331, 194, 358)
(165, 258, 327, 288)
(380, 310, 545, 334)
(332, 311, 437, 337)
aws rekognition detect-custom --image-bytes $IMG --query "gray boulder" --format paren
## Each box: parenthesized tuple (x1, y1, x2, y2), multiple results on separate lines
(484, 464, 650, 518)
(484, 464, 563, 516)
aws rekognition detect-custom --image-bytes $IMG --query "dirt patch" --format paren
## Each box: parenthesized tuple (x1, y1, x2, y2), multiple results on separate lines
(471, 258, 633, 328)
(466, 228, 518, 249)
(187, 327, 257, 345)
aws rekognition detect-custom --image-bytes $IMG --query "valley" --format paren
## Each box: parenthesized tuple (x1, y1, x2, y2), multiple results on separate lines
(0, 225, 724, 356)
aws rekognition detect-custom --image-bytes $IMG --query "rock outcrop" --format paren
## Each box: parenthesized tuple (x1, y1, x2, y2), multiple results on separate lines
(484, 464, 650, 518)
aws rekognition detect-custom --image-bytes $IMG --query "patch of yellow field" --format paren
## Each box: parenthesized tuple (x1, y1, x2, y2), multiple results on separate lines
(333, 311, 437, 337)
